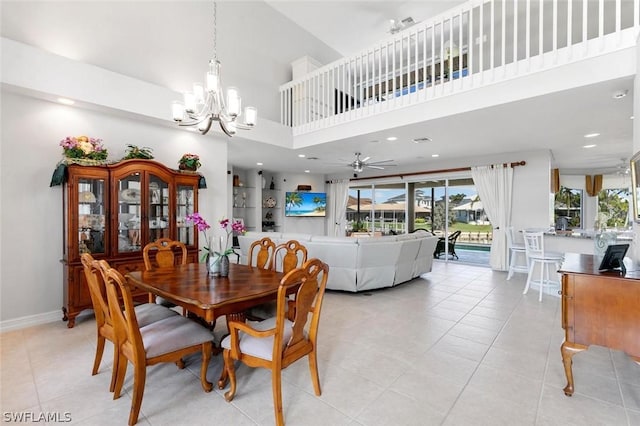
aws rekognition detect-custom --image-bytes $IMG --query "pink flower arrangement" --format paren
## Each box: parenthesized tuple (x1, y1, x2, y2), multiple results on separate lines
(60, 135, 108, 160)
(179, 153, 201, 170)
(185, 213, 246, 258)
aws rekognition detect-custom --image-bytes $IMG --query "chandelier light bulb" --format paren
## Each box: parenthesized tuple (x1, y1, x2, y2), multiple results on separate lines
(227, 87, 241, 118)
(183, 91, 196, 114)
(193, 83, 205, 104)
(172, 101, 185, 121)
(206, 60, 220, 92)
(244, 106, 257, 126)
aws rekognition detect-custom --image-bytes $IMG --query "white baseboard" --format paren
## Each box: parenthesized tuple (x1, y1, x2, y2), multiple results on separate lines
(0, 310, 62, 333)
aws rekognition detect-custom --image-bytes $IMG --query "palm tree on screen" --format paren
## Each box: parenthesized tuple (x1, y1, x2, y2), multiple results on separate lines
(312, 196, 326, 212)
(286, 192, 303, 214)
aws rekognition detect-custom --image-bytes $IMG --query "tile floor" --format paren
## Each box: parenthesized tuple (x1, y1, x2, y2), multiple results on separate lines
(2, 262, 639, 425)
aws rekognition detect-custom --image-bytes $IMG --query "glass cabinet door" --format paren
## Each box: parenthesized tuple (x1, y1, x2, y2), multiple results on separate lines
(116, 172, 142, 253)
(148, 174, 170, 243)
(176, 184, 196, 246)
(77, 177, 106, 256)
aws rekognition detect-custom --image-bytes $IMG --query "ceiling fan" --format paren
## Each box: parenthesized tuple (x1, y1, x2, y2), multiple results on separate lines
(348, 152, 397, 173)
(614, 158, 630, 175)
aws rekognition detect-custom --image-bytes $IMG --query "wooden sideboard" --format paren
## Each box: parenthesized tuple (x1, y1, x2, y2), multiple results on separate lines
(559, 253, 640, 396)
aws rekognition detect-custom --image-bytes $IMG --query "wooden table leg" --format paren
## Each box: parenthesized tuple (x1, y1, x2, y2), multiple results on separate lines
(561, 341, 587, 396)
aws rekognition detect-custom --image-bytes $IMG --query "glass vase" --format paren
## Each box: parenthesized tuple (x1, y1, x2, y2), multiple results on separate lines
(207, 253, 221, 276)
(220, 255, 230, 277)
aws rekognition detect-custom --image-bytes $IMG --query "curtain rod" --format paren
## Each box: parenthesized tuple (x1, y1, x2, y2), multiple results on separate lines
(343, 161, 526, 182)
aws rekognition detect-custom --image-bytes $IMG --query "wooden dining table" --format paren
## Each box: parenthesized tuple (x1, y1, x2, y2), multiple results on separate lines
(126, 262, 285, 324)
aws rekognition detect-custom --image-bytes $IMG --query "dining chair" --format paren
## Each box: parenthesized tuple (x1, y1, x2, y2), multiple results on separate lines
(99, 261, 214, 426)
(80, 253, 178, 392)
(219, 258, 329, 426)
(249, 240, 308, 319)
(247, 237, 276, 269)
(142, 238, 188, 305)
(271, 239, 308, 273)
(522, 230, 564, 301)
(506, 227, 528, 280)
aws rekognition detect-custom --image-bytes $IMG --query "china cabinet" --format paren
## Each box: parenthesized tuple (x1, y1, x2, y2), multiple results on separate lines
(61, 159, 202, 327)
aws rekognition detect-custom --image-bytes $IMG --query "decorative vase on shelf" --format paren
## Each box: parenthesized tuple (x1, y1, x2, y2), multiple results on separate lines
(270, 177, 275, 190)
(219, 255, 230, 277)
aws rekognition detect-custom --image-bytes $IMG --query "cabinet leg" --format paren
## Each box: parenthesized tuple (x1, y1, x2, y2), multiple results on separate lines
(561, 341, 586, 396)
(61, 307, 68, 322)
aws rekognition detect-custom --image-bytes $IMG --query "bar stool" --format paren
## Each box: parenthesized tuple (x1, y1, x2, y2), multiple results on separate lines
(506, 227, 528, 280)
(522, 230, 564, 301)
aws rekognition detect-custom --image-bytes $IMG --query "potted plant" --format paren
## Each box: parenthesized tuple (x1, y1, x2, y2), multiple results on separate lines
(179, 153, 201, 171)
(59, 135, 108, 164)
(123, 144, 154, 160)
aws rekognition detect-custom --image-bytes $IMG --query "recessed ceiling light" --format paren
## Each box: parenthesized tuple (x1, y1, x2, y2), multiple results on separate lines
(413, 137, 432, 143)
(57, 97, 75, 105)
(613, 90, 628, 99)
(256, 162, 263, 166)
(298, 154, 306, 158)
(584, 133, 600, 138)
(631, 116, 635, 120)
(583, 144, 597, 148)
(431, 154, 439, 157)
(386, 136, 398, 141)
(304, 170, 310, 173)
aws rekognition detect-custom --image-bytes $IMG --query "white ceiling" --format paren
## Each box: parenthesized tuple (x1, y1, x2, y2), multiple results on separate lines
(1, 0, 634, 178)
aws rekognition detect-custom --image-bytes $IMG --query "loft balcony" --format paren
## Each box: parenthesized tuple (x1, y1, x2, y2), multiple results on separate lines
(279, 0, 640, 142)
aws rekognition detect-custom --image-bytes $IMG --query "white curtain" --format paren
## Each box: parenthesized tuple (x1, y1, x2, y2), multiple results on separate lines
(471, 164, 513, 271)
(326, 179, 350, 236)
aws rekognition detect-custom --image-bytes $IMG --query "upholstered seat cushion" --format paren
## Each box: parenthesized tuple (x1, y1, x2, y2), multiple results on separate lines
(221, 317, 293, 361)
(140, 315, 213, 358)
(134, 303, 178, 328)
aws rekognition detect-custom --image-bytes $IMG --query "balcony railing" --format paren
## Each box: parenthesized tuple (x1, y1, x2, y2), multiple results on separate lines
(280, 0, 639, 135)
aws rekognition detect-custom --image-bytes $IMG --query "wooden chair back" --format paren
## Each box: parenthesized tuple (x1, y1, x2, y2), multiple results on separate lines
(100, 261, 214, 425)
(272, 240, 308, 274)
(221, 258, 329, 426)
(142, 238, 187, 270)
(81, 253, 116, 387)
(248, 237, 276, 269)
(81, 253, 111, 334)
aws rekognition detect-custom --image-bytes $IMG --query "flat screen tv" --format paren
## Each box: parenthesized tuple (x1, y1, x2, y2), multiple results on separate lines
(285, 192, 326, 217)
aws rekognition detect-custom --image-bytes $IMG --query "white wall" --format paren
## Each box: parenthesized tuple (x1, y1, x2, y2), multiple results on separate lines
(0, 91, 228, 324)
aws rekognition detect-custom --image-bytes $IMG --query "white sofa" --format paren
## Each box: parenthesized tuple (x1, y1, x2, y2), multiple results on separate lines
(237, 231, 439, 292)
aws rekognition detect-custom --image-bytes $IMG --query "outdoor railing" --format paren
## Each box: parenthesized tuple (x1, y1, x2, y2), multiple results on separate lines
(280, 0, 639, 135)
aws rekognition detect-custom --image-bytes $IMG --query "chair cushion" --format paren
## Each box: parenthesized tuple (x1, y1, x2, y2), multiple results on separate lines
(221, 317, 293, 361)
(140, 315, 213, 358)
(134, 303, 178, 328)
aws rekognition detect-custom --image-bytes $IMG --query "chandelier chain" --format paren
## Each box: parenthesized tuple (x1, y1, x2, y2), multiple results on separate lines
(212, 1, 217, 61)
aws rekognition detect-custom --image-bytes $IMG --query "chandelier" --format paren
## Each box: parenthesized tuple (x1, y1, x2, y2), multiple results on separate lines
(171, 1, 257, 136)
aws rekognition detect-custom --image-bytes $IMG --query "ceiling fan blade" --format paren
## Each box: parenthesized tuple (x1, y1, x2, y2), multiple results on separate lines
(361, 156, 371, 162)
(368, 159, 395, 165)
(367, 165, 386, 170)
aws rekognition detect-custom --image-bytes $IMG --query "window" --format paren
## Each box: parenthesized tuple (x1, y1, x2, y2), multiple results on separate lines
(597, 188, 630, 228)
(554, 186, 583, 228)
